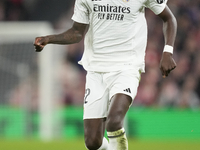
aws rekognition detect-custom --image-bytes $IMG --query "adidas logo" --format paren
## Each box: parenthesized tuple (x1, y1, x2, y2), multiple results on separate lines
(124, 88, 131, 93)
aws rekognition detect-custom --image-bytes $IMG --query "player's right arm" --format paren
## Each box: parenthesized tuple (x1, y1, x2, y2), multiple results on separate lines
(34, 22, 88, 52)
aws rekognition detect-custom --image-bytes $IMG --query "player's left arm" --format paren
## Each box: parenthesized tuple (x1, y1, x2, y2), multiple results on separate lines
(158, 6, 177, 78)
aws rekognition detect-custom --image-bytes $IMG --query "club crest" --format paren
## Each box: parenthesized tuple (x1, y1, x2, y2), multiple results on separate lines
(157, 0, 164, 4)
(122, 0, 130, 2)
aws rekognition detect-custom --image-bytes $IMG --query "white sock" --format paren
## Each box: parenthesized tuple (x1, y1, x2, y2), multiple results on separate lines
(98, 137, 109, 150)
(107, 128, 128, 150)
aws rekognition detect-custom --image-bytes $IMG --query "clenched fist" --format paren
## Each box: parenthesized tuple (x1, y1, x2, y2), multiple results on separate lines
(160, 52, 176, 78)
(34, 36, 49, 52)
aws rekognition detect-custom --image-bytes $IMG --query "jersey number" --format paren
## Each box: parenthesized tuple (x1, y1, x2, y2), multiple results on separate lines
(84, 88, 90, 104)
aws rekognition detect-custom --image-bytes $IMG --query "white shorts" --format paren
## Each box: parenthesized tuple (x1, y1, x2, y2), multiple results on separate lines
(83, 69, 141, 119)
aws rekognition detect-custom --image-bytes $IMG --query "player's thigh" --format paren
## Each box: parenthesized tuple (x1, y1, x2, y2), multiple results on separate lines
(106, 69, 141, 131)
(84, 118, 106, 141)
(106, 94, 131, 131)
(84, 72, 109, 119)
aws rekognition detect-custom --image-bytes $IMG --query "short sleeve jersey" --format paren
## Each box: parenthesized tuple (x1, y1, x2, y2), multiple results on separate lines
(72, 0, 167, 72)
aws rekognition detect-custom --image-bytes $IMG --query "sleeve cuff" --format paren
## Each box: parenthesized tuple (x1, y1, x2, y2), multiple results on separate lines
(71, 15, 89, 24)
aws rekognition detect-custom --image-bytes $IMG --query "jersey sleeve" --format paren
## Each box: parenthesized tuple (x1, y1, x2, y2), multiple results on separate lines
(145, 0, 168, 15)
(71, 0, 89, 24)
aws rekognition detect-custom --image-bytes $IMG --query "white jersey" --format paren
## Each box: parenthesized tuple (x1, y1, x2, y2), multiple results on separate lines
(72, 0, 167, 72)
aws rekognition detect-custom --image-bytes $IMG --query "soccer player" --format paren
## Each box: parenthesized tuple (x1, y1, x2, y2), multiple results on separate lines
(34, 0, 177, 149)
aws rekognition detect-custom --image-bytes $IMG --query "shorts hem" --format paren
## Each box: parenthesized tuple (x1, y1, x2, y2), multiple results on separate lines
(110, 92, 134, 107)
(110, 92, 133, 100)
(83, 116, 107, 120)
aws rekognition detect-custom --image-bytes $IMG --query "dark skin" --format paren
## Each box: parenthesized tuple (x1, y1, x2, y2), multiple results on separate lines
(34, 22, 88, 51)
(158, 6, 177, 77)
(34, 6, 177, 150)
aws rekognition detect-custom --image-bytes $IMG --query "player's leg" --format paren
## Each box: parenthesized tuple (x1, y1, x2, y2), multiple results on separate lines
(84, 118, 108, 150)
(106, 94, 131, 150)
(83, 72, 109, 150)
(104, 69, 141, 150)
(106, 94, 131, 131)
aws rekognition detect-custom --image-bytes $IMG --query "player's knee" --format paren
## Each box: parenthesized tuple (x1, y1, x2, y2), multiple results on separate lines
(85, 136, 102, 150)
(106, 115, 123, 131)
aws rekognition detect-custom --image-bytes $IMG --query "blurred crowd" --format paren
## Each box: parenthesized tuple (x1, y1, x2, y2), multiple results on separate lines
(1, 0, 200, 108)
(135, 0, 200, 108)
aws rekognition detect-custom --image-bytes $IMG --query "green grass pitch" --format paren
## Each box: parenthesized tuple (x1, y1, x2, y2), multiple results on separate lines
(0, 138, 199, 150)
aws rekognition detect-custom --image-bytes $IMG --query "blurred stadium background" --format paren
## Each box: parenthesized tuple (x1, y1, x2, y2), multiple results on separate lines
(0, 0, 200, 150)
